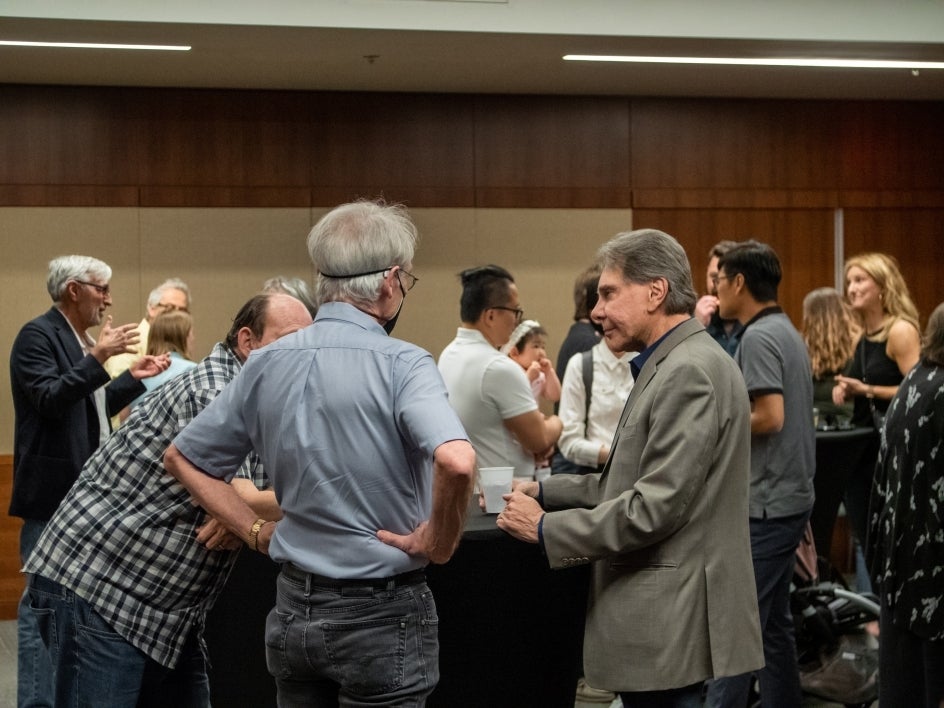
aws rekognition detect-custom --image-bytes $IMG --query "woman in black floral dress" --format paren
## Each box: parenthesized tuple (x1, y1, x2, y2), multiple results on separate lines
(868, 301, 944, 708)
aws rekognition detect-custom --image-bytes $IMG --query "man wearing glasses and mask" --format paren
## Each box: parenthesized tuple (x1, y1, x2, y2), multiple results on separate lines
(164, 201, 475, 706)
(438, 264, 563, 481)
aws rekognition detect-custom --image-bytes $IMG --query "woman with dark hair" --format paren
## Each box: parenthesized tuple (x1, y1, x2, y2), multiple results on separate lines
(554, 262, 602, 384)
(867, 301, 944, 708)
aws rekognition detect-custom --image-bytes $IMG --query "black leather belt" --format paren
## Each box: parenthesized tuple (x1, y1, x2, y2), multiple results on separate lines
(281, 562, 426, 590)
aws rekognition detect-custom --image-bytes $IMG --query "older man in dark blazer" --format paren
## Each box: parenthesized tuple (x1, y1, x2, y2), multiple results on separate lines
(9, 254, 167, 708)
(499, 229, 763, 707)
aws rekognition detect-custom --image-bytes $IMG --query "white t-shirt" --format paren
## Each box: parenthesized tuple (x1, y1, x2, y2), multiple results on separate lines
(438, 327, 537, 478)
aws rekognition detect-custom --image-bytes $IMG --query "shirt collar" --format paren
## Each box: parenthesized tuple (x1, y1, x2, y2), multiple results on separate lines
(314, 301, 386, 333)
(595, 339, 637, 370)
(629, 319, 688, 381)
(454, 326, 495, 348)
(740, 305, 783, 332)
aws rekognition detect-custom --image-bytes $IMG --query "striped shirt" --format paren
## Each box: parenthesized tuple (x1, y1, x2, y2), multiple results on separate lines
(24, 342, 264, 668)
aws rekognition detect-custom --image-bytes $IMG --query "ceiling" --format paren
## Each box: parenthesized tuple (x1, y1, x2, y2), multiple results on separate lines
(2, 14, 944, 100)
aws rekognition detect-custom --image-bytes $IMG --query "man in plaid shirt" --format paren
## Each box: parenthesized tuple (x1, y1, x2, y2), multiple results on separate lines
(23, 291, 312, 707)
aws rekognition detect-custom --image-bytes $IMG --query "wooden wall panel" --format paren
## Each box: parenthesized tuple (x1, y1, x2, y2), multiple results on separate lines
(0, 455, 22, 620)
(631, 208, 835, 326)
(631, 99, 841, 195)
(0, 85, 143, 187)
(2, 86, 944, 211)
(843, 208, 944, 327)
(133, 89, 314, 188)
(0, 185, 139, 207)
(838, 102, 944, 191)
(140, 186, 311, 208)
(309, 93, 476, 207)
(473, 95, 631, 207)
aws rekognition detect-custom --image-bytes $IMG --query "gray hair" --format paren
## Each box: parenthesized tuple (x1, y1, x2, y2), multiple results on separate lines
(597, 229, 697, 316)
(262, 275, 317, 317)
(308, 201, 417, 308)
(147, 278, 191, 309)
(46, 255, 111, 303)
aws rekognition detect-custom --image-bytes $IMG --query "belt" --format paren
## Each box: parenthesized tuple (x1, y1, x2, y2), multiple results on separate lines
(281, 562, 426, 591)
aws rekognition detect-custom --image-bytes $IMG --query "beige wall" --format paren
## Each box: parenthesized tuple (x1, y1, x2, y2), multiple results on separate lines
(1, 206, 632, 453)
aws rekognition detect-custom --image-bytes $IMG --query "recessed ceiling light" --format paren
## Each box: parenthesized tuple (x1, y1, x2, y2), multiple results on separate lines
(0, 40, 190, 51)
(563, 55, 944, 70)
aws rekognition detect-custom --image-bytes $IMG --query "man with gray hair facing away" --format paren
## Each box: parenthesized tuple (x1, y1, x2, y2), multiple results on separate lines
(498, 229, 763, 707)
(105, 276, 192, 378)
(9, 255, 169, 708)
(165, 201, 475, 706)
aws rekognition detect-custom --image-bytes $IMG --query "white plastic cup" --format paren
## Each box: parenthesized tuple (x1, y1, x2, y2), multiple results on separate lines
(479, 466, 514, 514)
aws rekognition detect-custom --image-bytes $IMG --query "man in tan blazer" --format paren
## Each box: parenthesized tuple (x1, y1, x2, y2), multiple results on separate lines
(499, 228, 763, 706)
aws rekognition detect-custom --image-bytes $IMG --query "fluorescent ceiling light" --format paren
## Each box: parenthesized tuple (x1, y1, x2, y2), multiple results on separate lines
(563, 55, 944, 70)
(0, 40, 190, 51)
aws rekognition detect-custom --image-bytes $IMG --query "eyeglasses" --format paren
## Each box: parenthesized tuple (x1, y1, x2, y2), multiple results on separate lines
(73, 279, 110, 296)
(390, 267, 419, 292)
(491, 305, 524, 323)
(711, 274, 732, 286)
(156, 301, 190, 313)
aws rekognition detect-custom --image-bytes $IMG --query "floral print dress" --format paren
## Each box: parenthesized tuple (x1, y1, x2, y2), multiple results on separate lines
(868, 359, 944, 640)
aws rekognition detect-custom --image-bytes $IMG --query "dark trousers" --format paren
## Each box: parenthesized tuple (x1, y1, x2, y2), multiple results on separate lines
(706, 511, 809, 708)
(619, 681, 703, 707)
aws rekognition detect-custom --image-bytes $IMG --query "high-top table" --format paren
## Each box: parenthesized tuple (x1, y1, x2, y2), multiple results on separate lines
(810, 426, 877, 559)
(426, 503, 590, 708)
(204, 500, 590, 708)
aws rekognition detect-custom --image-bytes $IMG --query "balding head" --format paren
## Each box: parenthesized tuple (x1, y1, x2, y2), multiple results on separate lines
(227, 292, 312, 361)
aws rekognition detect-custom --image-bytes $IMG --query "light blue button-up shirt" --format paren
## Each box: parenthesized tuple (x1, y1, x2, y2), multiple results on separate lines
(173, 301, 469, 578)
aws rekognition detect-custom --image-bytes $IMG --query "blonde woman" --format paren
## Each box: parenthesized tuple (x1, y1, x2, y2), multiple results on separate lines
(120, 309, 197, 421)
(832, 253, 920, 554)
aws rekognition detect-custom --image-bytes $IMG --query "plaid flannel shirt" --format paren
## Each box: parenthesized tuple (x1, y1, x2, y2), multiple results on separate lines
(24, 342, 265, 668)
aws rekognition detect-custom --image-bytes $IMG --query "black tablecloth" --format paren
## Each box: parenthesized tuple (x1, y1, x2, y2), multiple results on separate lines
(810, 426, 877, 558)
(205, 549, 279, 707)
(205, 502, 589, 708)
(426, 505, 589, 708)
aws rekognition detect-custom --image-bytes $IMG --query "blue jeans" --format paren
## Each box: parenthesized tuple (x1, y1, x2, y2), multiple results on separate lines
(18, 519, 54, 708)
(27, 573, 210, 708)
(705, 511, 809, 708)
(619, 681, 703, 707)
(265, 565, 439, 707)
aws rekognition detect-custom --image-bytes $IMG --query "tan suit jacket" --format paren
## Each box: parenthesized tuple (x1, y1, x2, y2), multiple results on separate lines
(541, 318, 763, 692)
